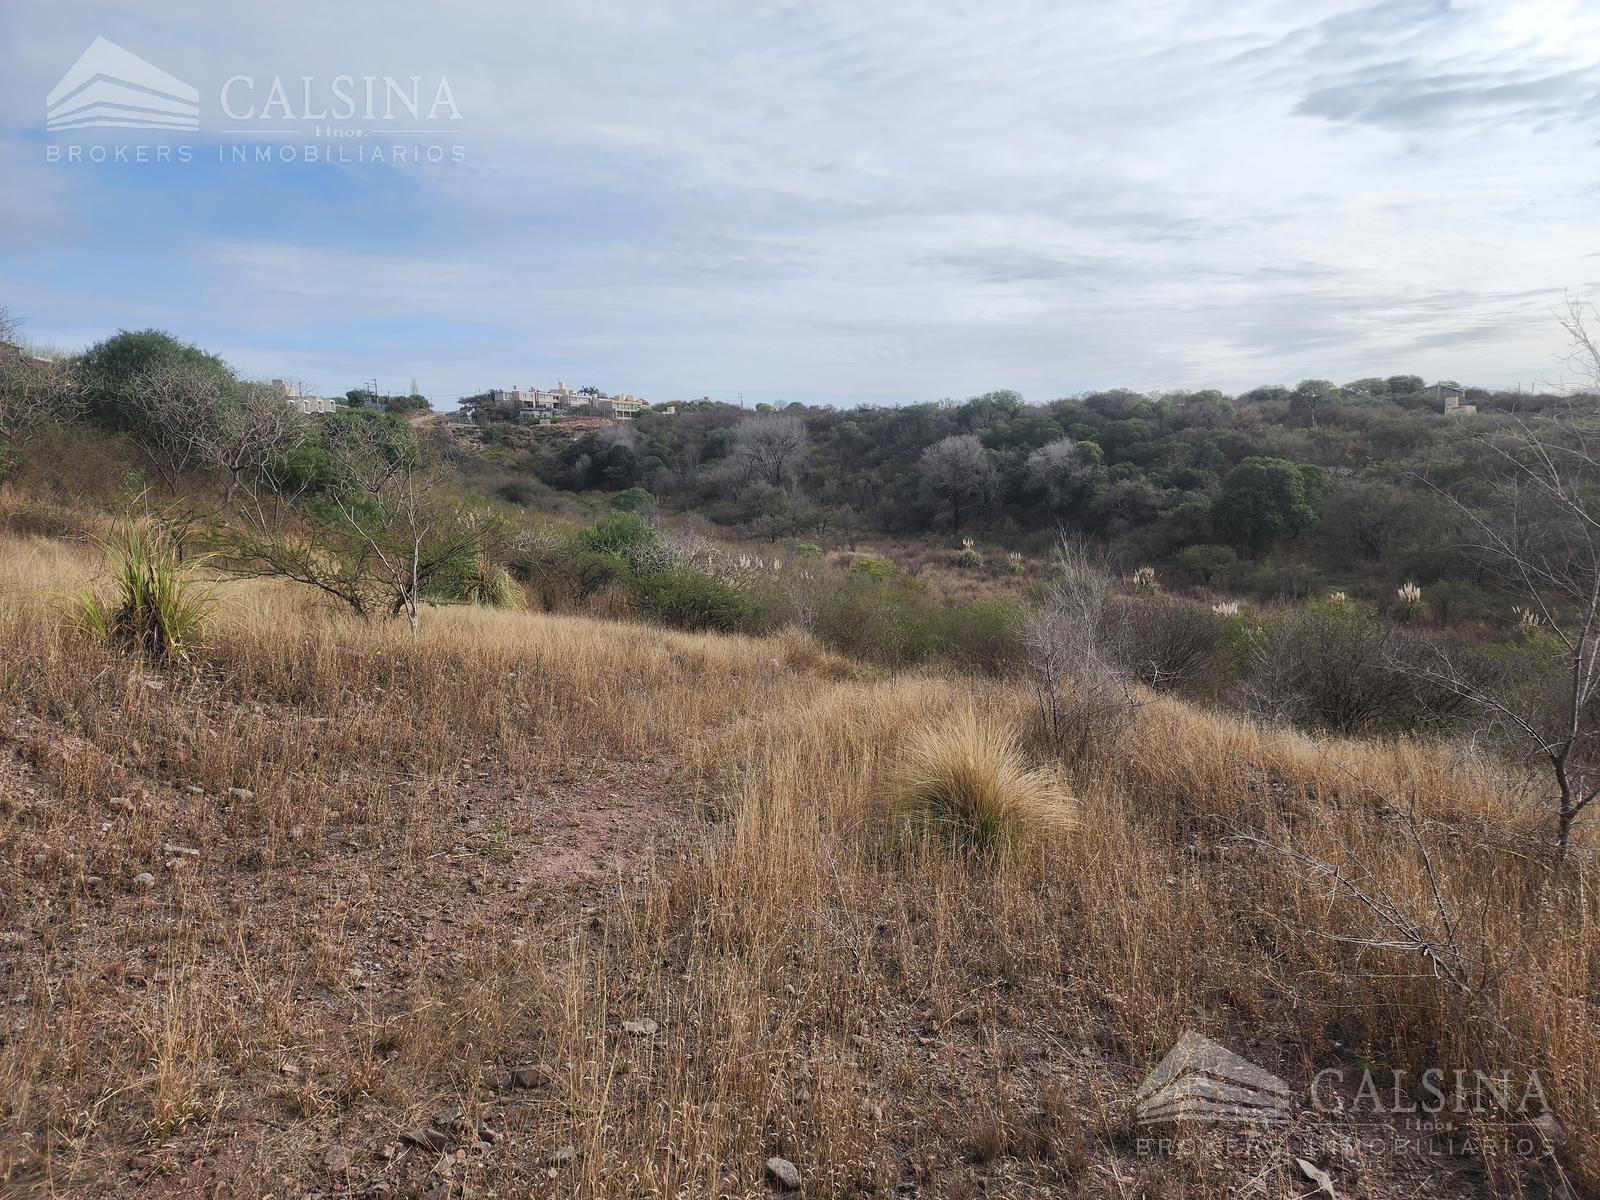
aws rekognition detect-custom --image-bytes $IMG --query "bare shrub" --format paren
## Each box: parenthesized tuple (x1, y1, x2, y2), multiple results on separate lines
(0, 320, 78, 468)
(1023, 538, 1139, 761)
(1112, 595, 1227, 692)
(1243, 603, 1454, 734)
(1415, 402, 1600, 857)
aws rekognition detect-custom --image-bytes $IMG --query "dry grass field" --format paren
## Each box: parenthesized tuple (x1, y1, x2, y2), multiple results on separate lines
(0, 522, 1594, 1198)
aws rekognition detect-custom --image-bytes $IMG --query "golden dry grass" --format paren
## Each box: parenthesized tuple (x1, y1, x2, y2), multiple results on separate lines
(0, 528, 1594, 1198)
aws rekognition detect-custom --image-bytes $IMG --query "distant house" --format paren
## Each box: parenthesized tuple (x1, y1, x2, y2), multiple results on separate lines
(1435, 383, 1476, 417)
(483, 381, 591, 421)
(596, 393, 649, 420)
(470, 381, 664, 422)
(1, 341, 58, 367)
(268, 378, 337, 416)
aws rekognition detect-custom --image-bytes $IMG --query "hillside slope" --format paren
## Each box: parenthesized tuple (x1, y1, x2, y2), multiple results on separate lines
(0, 529, 1594, 1198)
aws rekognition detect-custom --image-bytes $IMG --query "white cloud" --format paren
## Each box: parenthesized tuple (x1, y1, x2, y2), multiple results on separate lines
(4, 0, 1599, 402)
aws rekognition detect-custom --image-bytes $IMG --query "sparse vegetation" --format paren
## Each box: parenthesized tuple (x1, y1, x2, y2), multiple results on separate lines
(0, 310, 1597, 1199)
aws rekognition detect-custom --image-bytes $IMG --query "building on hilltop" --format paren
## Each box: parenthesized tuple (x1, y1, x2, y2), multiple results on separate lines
(268, 378, 337, 415)
(1435, 383, 1476, 416)
(472, 381, 666, 422)
(485, 381, 592, 420)
(596, 393, 649, 420)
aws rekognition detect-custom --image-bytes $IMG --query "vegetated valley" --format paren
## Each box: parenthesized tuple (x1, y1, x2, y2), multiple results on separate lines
(0, 313, 1597, 1199)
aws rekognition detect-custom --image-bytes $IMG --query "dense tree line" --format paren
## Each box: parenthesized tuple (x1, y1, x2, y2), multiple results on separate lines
(520, 377, 1595, 605)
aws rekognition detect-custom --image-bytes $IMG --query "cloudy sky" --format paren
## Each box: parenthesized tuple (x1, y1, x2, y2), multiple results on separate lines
(2, 0, 1598, 408)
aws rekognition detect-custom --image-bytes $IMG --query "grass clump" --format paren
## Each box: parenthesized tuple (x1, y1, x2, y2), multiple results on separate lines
(890, 710, 1073, 856)
(428, 553, 524, 609)
(65, 521, 215, 661)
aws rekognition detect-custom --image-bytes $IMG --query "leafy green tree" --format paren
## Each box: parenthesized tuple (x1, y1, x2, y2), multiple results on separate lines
(1211, 456, 1324, 556)
(1289, 379, 1344, 428)
(78, 329, 230, 428)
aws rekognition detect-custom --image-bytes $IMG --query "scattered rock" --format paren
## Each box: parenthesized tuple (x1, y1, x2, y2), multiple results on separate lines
(279, 1062, 300, 1076)
(548, 1144, 578, 1167)
(322, 1144, 354, 1174)
(401, 1127, 451, 1152)
(163, 844, 201, 858)
(510, 1065, 549, 1090)
(228, 787, 254, 801)
(432, 1105, 463, 1130)
(143, 679, 165, 691)
(621, 1017, 658, 1037)
(766, 1156, 802, 1192)
(185, 785, 204, 796)
(1294, 1157, 1335, 1199)
(108, 797, 134, 813)
(132, 872, 155, 890)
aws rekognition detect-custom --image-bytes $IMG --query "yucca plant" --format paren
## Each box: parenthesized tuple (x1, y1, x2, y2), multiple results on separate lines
(890, 711, 1073, 857)
(66, 521, 215, 661)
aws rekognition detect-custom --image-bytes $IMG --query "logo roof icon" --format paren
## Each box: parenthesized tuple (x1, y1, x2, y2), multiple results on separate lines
(1135, 1031, 1292, 1125)
(47, 37, 198, 131)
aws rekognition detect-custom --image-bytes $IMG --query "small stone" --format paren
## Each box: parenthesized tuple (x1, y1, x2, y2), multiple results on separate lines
(548, 1144, 578, 1167)
(510, 1065, 548, 1090)
(109, 797, 134, 813)
(432, 1105, 462, 1129)
(132, 872, 155, 889)
(766, 1156, 802, 1191)
(185, 785, 204, 795)
(279, 1062, 300, 1077)
(401, 1127, 450, 1152)
(143, 679, 165, 691)
(163, 844, 201, 858)
(322, 1145, 354, 1174)
(1294, 1158, 1335, 1199)
(289, 824, 307, 841)
(228, 787, 254, 800)
(621, 1017, 658, 1037)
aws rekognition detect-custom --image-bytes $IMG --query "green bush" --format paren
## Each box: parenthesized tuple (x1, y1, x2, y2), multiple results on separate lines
(846, 555, 898, 582)
(609, 487, 657, 515)
(426, 553, 522, 609)
(811, 573, 1020, 671)
(66, 521, 215, 661)
(576, 511, 658, 558)
(942, 598, 1024, 673)
(628, 567, 750, 633)
(566, 550, 631, 598)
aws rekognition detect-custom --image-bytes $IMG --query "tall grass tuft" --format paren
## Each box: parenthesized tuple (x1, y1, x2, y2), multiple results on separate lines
(65, 521, 215, 661)
(891, 710, 1073, 856)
